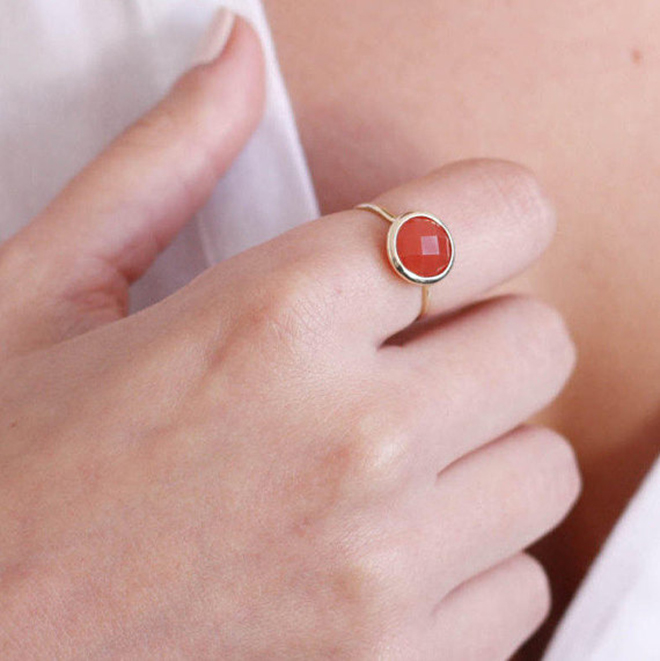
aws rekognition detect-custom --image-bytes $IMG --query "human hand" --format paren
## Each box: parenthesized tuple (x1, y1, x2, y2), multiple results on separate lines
(0, 13, 580, 661)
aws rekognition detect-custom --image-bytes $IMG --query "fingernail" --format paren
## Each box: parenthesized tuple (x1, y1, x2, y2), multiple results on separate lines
(193, 8, 236, 65)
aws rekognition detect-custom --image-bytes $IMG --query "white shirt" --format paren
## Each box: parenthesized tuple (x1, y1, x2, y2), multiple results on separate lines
(0, 0, 319, 313)
(1, 1, 658, 658)
(544, 457, 660, 660)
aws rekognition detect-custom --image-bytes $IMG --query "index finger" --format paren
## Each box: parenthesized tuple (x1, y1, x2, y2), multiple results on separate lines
(211, 159, 556, 346)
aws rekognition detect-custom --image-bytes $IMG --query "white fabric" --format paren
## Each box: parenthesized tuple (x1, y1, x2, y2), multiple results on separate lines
(544, 457, 660, 660)
(0, 1, 659, 658)
(0, 0, 319, 312)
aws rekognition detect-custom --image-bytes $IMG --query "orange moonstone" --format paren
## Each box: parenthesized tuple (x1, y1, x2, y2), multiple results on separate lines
(396, 216, 452, 278)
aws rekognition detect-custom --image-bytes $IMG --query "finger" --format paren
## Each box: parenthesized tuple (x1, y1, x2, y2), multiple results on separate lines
(428, 554, 550, 661)
(384, 294, 577, 473)
(222, 159, 556, 346)
(0, 13, 264, 351)
(420, 425, 581, 600)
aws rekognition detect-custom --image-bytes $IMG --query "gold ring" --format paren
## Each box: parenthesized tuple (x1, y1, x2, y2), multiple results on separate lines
(355, 202, 455, 319)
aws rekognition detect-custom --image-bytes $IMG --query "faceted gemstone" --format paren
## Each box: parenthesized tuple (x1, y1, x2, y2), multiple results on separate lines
(395, 216, 452, 278)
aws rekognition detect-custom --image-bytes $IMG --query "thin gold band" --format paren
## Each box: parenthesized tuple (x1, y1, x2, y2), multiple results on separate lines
(356, 202, 398, 224)
(355, 203, 432, 318)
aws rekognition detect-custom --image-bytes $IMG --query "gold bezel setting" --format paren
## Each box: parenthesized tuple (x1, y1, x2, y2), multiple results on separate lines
(386, 211, 455, 286)
(355, 202, 456, 319)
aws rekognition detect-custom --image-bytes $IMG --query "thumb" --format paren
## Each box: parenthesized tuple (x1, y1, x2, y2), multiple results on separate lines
(0, 10, 264, 355)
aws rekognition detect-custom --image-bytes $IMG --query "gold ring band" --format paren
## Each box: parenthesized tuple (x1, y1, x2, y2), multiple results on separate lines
(355, 202, 455, 319)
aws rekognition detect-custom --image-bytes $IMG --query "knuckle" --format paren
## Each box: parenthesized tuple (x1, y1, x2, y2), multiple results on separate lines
(325, 546, 407, 652)
(225, 215, 380, 357)
(289, 400, 412, 537)
(347, 398, 413, 494)
(352, 430, 410, 495)
(245, 261, 337, 353)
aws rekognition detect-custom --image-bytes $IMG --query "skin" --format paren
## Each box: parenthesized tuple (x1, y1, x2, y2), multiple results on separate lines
(263, 0, 660, 652)
(0, 16, 580, 660)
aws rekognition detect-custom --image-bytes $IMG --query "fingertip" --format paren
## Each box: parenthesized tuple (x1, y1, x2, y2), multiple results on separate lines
(157, 13, 266, 198)
(188, 14, 267, 131)
(422, 158, 558, 259)
(228, 15, 268, 126)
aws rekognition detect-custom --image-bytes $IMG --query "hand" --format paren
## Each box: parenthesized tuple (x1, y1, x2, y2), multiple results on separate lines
(0, 15, 580, 660)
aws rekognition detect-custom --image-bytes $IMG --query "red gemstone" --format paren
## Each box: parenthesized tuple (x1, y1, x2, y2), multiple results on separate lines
(395, 216, 452, 278)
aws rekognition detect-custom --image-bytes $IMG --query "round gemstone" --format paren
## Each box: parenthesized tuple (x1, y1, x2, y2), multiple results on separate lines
(395, 216, 453, 278)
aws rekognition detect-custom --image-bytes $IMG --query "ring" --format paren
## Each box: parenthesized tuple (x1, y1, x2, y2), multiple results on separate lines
(355, 203, 455, 318)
